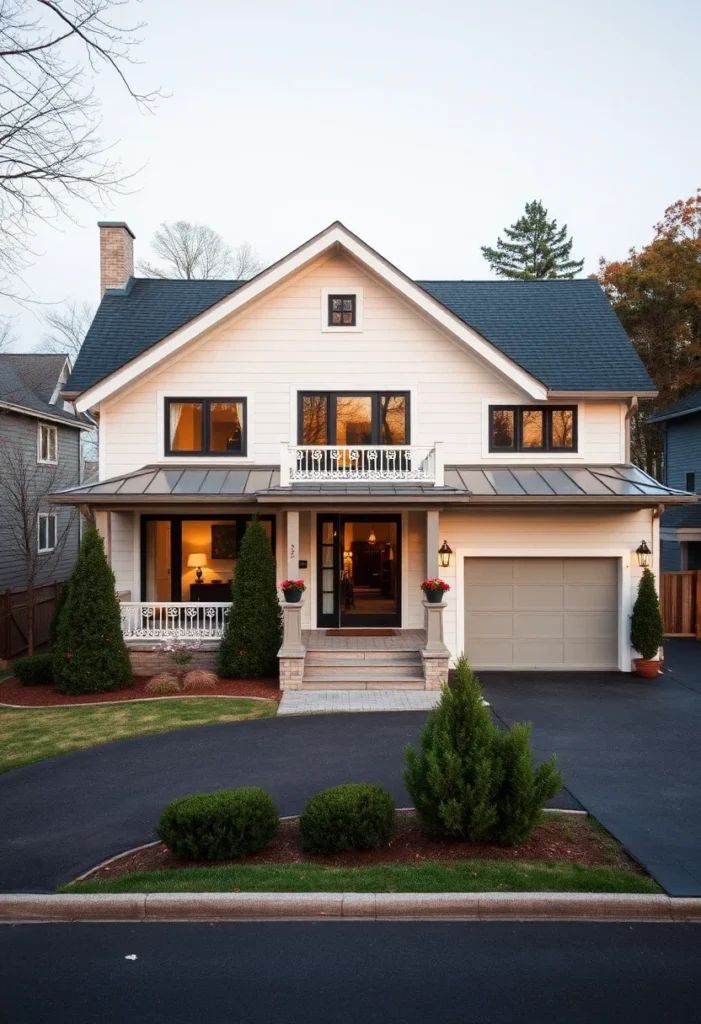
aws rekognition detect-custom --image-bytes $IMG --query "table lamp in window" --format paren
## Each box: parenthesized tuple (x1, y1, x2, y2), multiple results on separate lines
(187, 553, 208, 582)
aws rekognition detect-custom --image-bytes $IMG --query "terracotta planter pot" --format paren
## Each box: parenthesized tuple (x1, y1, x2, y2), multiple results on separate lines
(633, 658, 660, 679)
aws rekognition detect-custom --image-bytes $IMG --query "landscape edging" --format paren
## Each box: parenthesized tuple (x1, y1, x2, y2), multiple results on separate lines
(1, 892, 700, 923)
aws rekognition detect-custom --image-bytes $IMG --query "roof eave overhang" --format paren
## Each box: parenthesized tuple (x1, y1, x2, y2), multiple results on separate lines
(548, 390, 658, 400)
(0, 399, 92, 429)
(648, 406, 701, 425)
(73, 223, 547, 413)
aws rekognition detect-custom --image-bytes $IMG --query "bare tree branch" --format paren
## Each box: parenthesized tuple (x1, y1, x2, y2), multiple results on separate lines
(0, 0, 162, 302)
(0, 318, 19, 351)
(40, 296, 94, 360)
(137, 220, 265, 280)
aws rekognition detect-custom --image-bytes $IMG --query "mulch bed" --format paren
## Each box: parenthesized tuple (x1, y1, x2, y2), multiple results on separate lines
(0, 674, 281, 707)
(80, 811, 642, 882)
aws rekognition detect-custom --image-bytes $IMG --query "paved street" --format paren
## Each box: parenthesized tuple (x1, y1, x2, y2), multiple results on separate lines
(3, 921, 700, 1023)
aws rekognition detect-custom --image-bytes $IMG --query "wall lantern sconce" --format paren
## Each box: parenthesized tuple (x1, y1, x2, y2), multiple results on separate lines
(636, 540, 651, 568)
(438, 540, 453, 569)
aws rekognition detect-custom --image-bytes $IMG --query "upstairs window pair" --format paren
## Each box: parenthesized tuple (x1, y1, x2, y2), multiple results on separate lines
(489, 406, 577, 452)
(300, 393, 409, 446)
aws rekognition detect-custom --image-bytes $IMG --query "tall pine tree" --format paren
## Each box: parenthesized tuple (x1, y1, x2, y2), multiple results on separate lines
(481, 200, 584, 280)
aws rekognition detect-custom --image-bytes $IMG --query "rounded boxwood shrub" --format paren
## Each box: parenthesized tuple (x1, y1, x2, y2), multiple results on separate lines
(157, 788, 279, 860)
(299, 783, 396, 854)
(13, 653, 54, 686)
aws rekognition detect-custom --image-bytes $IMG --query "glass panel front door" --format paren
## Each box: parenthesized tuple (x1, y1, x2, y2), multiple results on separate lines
(316, 515, 401, 628)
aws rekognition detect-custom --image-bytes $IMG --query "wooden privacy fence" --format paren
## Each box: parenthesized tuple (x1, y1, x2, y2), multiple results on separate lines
(0, 582, 61, 661)
(660, 571, 701, 638)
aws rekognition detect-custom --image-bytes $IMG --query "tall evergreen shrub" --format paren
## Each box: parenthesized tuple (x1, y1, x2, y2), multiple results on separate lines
(53, 526, 132, 694)
(218, 517, 282, 678)
(404, 656, 562, 845)
(630, 568, 664, 660)
(49, 578, 70, 648)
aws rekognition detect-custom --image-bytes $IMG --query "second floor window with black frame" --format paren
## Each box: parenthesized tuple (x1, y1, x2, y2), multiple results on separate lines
(165, 398, 247, 456)
(489, 406, 577, 453)
(299, 393, 409, 446)
(328, 295, 356, 326)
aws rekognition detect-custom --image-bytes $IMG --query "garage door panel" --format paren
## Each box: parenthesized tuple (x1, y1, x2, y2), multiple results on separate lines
(464, 557, 619, 671)
(564, 585, 617, 612)
(465, 585, 515, 611)
(464, 613, 515, 639)
(513, 613, 564, 639)
(466, 560, 515, 584)
(564, 612, 616, 639)
(563, 559, 617, 584)
(513, 585, 566, 611)
(513, 559, 564, 583)
(564, 640, 617, 667)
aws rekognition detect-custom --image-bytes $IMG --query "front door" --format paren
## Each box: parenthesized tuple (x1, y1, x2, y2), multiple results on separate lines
(317, 514, 401, 628)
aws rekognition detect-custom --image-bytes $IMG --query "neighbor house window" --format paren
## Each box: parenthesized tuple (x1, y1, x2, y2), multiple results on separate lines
(328, 294, 356, 327)
(37, 423, 58, 464)
(686, 472, 696, 492)
(489, 406, 577, 453)
(299, 393, 409, 445)
(37, 513, 57, 553)
(165, 398, 246, 456)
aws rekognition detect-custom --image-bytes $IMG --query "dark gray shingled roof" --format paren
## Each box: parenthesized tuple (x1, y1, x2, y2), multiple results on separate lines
(648, 389, 701, 424)
(660, 504, 701, 530)
(66, 277, 654, 395)
(52, 463, 693, 505)
(0, 354, 89, 426)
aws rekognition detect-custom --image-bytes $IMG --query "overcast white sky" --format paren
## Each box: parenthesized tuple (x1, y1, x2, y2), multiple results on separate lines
(6, 0, 701, 347)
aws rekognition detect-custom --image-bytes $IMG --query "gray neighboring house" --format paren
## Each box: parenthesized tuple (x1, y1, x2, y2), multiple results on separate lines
(649, 390, 701, 571)
(0, 354, 91, 590)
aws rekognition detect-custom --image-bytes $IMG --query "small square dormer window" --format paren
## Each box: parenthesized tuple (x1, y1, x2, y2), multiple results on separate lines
(38, 423, 58, 464)
(328, 294, 356, 327)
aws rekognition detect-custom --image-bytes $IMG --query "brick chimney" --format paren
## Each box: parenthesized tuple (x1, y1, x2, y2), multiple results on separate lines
(98, 221, 135, 295)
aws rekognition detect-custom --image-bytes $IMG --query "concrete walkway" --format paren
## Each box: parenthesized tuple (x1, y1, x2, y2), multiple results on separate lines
(278, 690, 441, 715)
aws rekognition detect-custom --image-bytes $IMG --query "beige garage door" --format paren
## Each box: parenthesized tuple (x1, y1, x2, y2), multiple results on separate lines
(464, 558, 619, 670)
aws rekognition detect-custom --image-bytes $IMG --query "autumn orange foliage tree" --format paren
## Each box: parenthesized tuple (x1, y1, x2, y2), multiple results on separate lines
(599, 189, 701, 475)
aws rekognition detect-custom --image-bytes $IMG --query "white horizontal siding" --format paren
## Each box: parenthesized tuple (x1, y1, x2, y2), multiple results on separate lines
(100, 253, 627, 478)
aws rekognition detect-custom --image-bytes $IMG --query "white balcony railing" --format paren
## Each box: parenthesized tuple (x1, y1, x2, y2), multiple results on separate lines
(280, 443, 444, 486)
(120, 602, 230, 640)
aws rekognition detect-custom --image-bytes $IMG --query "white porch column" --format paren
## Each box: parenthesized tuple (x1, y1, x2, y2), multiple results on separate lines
(286, 509, 300, 580)
(279, 441, 291, 487)
(94, 509, 112, 561)
(426, 509, 439, 580)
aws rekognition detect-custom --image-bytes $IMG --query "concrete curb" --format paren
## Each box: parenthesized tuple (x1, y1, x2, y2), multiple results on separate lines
(1, 893, 700, 923)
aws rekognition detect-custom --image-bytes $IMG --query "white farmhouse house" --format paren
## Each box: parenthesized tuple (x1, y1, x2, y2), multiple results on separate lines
(54, 221, 694, 688)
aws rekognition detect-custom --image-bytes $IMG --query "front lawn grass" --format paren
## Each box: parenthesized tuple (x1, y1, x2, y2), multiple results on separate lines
(62, 859, 661, 895)
(0, 698, 276, 774)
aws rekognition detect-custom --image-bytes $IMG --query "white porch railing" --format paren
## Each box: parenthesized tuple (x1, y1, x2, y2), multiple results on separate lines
(280, 443, 443, 486)
(120, 602, 230, 640)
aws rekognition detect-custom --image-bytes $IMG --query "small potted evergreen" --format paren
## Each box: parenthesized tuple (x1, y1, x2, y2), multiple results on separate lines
(421, 578, 450, 604)
(280, 579, 306, 603)
(630, 568, 664, 679)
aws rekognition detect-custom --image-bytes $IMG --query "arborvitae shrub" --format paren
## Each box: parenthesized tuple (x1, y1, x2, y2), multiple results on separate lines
(49, 579, 70, 649)
(218, 517, 282, 678)
(630, 568, 664, 661)
(14, 653, 54, 686)
(158, 788, 279, 860)
(53, 526, 132, 694)
(299, 784, 396, 854)
(404, 656, 562, 845)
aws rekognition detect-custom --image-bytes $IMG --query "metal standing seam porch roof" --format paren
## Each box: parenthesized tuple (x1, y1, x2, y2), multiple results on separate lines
(50, 463, 696, 506)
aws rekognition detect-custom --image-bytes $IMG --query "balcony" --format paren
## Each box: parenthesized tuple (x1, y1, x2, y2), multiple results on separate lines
(120, 602, 230, 641)
(280, 443, 444, 486)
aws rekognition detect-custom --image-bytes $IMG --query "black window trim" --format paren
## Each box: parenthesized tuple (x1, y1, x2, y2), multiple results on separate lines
(327, 293, 357, 327)
(686, 472, 696, 493)
(297, 391, 411, 446)
(164, 397, 247, 457)
(488, 405, 578, 453)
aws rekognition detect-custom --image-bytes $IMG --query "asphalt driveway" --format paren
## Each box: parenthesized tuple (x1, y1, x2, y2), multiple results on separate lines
(480, 639, 701, 897)
(0, 640, 699, 895)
